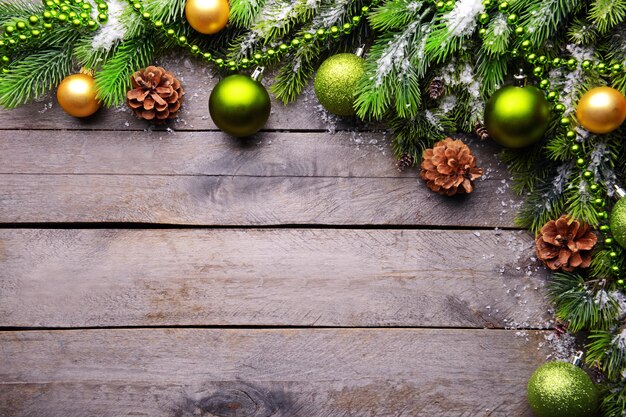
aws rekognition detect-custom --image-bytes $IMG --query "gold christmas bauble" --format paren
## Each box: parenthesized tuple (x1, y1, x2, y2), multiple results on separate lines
(185, 0, 229, 35)
(576, 86, 626, 134)
(56, 73, 100, 118)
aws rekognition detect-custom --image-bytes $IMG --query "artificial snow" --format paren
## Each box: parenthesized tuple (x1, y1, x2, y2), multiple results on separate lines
(443, 0, 484, 37)
(91, 0, 128, 51)
(375, 22, 419, 87)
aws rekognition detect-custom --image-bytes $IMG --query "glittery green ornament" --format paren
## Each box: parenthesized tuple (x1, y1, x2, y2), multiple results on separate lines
(611, 195, 626, 249)
(209, 74, 271, 137)
(484, 85, 550, 148)
(314, 53, 365, 116)
(527, 362, 598, 417)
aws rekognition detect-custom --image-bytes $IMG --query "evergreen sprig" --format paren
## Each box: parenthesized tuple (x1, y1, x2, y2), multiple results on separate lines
(95, 38, 155, 107)
(548, 272, 619, 332)
(0, 47, 73, 109)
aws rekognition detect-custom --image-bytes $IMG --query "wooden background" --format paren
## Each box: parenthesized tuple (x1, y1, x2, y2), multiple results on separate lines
(0, 58, 555, 416)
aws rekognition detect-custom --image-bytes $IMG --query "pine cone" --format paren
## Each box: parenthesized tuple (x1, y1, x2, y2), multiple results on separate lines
(428, 78, 445, 100)
(535, 215, 597, 272)
(396, 153, 415, 172)
(419, 138, 484, 196)
(474, 121, 489, 141)
(127, 66, 183, 123)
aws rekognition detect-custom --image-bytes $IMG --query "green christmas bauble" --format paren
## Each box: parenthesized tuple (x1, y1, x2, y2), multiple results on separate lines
(314, 53, 365, 116)
(484, 85, 550, 148)
(209, 74, 271, 137)
(527, 362, 598, 417)
(611, 196, 626, 249)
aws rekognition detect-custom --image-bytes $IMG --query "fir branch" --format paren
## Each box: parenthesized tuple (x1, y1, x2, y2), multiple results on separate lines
(270, 0, 361, 103)
(565, 175, 600, 227)
(95, 38, 155, 107)
(0, 0, 43, 27)
(548, 272, 619, 332)
(424, 0, 484, 63)
(141, 0, 186, 24)
(0, 48, 73, 109)
(567, 18, 599, 45)
(518, 0, 582, 47)
(270, 46, 318, 103)
(368, 0, 425, 31)
(355, 9, 432, 120)
(513, 161, 571, 232)
(587, 328, 626, 380)
(253, 0, 321, 45)
(475, 54, 507, 96)
(230, 0, 267, 27)
(480, 13, 510, 56)
(388, 109, 454, 158)
(600, 383, 626, 417)
(588, 0, 626, 34)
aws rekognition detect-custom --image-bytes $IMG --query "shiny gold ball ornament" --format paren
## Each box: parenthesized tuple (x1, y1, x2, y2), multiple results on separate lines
(56, 73, 100, 118)
(314, 53, 365, 116)
(576, 86, 626, 134)
(208, 74, 271, 137)
(527, 362, 598, 417)
(185, 0, 229, 35)
(484, 85, 550, 148)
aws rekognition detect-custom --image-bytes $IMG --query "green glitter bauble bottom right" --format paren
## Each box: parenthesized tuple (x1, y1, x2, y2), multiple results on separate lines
(527, 362, 598, 417)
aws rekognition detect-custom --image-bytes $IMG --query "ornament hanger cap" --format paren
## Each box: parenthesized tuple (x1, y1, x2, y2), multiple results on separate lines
(355, 45, 366, 58)
(514, 69, 527, 87)
(571, 350, 584, 367)
(615, 185, 626, 199)
(251, 67, 265, 81)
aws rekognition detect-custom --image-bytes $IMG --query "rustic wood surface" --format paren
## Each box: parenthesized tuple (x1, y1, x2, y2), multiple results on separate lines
(0, 329, 550, 417)
(0, 58, 553, 416)
(0, 228, 549, 328)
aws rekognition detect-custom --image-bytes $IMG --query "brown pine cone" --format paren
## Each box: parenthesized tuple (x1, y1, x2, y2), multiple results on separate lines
(428, 78, 445, 100)
(127, 66, 183, 123)
(419, 138, 484, 196)
(396, 153, 415, 172)
(474, 121, 489, 141)
(535, 215, 597, 272)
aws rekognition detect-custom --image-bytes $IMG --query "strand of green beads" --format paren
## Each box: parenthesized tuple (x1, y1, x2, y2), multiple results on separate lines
(126, 0, 378, 71)
(0, 0, 108, 73)
(479, 0, 625, 287)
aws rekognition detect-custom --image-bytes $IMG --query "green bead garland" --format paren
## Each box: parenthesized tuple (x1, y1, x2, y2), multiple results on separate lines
(125, 0, 378, 72)
(479, 0, 626, 286)
(0, 0, 108, 72)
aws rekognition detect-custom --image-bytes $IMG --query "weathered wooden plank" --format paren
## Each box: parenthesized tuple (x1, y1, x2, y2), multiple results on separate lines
(0, 130, 508, 179)
(0, 59, 361, 132)
(0, 173, 520, 226)
(0, 228, 550, 328)
(0, 328, 550, 416)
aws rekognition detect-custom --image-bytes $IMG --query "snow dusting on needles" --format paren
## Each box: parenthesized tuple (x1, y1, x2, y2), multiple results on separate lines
(375, 22, 418, 86)
(91, 0, 128, 50)
(444, 0, 484, 37)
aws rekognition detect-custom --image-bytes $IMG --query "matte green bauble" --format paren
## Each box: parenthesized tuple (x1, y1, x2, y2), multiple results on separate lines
(209, 74, 271, 137)
(484, 85, 550, 148)
(611, 196, 626, 249)
(314, 53, 365, 116)
(527, 362, 598, 417)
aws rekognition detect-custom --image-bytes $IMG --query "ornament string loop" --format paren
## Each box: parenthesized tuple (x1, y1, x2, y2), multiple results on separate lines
(355, 45, 367, 58)
(615, 185, 626, 199)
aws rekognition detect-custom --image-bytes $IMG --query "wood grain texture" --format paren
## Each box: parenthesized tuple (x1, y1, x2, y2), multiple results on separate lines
(0, 59, 362, 132)
(0, 130, 508, 179)
(0, 328, 550, 417)
(0, 174, 520, 226)
(0, 228, 550, 328)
